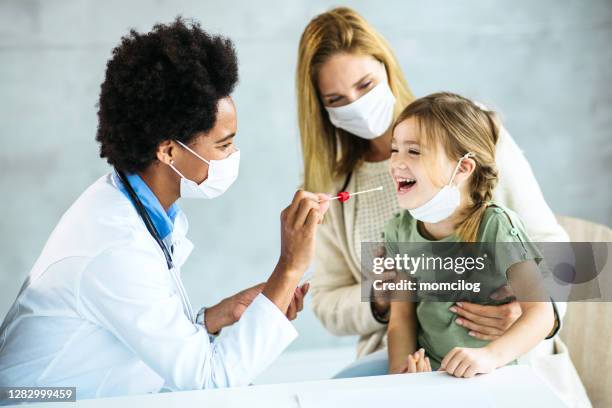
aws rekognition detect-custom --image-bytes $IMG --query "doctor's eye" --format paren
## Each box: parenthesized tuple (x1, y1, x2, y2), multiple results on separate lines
(219, 142, 233, 150)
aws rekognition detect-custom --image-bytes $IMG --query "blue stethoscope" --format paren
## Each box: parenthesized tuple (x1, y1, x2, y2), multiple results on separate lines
(116, 169, 174, 269)
(115, 169, 195, 322)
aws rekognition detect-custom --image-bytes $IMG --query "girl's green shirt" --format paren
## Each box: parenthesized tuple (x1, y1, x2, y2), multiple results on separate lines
(383, 203, 544, 369)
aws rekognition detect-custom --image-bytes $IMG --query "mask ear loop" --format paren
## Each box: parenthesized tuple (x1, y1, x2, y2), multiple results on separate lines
(447, 152, 476, 186)
(168, 159, 188, 179)
(175, 140, 211, 165)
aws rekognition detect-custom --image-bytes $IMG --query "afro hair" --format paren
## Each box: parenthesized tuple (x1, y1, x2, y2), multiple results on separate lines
(96, 17, 239, 173)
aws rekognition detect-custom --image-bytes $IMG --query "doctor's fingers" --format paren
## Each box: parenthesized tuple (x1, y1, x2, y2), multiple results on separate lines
(286, 296, 297, 320)
(294, 285, 305, 312)
(315, 193, 331, 217)
(284, 190, 320, 222)
(304, 205, 322, 231)
(294, 198, 322, 229)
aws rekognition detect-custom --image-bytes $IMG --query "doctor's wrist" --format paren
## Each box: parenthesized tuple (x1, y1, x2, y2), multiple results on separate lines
(201, 304, 226, 335)
(274, 258, 304, 280)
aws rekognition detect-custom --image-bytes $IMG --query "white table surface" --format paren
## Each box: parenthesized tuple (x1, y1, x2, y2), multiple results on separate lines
(22, 365, 566, 408)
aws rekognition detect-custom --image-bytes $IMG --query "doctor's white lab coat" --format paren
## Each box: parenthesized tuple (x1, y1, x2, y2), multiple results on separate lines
(0, 174, 297, 399)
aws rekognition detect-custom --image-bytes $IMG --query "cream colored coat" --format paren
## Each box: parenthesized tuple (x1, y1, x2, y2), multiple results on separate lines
(310, 127, 591, 406)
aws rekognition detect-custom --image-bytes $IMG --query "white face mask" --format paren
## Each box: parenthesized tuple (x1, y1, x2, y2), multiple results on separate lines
(169, 140, 240, 199)
(409, 152, 475, 223)
(325, 80, 396, 140)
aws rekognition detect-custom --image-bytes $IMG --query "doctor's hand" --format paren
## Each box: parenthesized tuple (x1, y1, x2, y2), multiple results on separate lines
(277, 190, 330, 274)
(204, 282, 266, 334)
(263, 190, 329, 316)
(204, 282, 309, 333)
(285, 282, 309, 321)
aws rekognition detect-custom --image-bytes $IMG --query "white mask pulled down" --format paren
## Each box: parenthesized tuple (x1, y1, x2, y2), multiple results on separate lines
(325, 80, 396, 140)
(169, 140, 240, 199)
(409, 152, 475, 223)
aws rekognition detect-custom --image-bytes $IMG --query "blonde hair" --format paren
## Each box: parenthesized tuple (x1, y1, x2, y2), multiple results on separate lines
(297, 7, 414, 192)
(394, 92, 500, 242)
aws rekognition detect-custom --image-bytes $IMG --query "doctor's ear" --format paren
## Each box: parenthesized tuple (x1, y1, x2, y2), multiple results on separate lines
(454, 158, 476, 185)
(156, 140, 176, 165)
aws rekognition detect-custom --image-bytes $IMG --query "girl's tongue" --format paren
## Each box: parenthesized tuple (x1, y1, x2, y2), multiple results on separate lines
(397, 178, 416, 194)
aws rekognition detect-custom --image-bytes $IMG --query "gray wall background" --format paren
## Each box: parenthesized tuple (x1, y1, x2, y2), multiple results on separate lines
(1, 0, 611, 351)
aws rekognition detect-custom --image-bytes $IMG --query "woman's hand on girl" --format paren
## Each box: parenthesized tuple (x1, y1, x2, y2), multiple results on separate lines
(440, 346, 498, 378)
(449, 296, 522, 340)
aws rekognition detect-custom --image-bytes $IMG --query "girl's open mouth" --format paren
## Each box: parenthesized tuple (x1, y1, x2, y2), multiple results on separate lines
(396, 178, 416, 195)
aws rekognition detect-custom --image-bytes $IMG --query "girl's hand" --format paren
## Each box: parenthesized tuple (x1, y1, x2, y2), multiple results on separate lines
(440, 347, 499, 378)
(393, 348, 432, 374)
(449, 289, 522, 340)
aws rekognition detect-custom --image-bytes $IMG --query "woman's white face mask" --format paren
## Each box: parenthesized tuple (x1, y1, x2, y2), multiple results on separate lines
(169, 140, 240, 199)
(325, 80, 396, 140)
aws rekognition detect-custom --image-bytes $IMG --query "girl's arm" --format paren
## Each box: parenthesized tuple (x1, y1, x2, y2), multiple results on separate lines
(387, 301, 418, 373)
(441, 260, 554, 377)
(485, 260, 554, 364)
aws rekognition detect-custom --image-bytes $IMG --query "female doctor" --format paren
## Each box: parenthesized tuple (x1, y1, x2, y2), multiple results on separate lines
(0, 19, 329, 398)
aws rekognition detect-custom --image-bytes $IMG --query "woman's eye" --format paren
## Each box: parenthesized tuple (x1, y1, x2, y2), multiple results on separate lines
(358, 81, 372, 90)
(328, 96, 342, 104)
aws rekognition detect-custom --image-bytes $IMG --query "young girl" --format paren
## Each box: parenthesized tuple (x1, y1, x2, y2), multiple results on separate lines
(385, 92, 554, 378)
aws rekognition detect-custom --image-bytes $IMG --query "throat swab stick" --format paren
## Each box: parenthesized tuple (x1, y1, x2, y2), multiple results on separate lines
(327, 186, 383, 203)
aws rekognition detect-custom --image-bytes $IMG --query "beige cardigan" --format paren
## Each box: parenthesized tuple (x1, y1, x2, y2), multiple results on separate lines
(310, 125, 569, 356)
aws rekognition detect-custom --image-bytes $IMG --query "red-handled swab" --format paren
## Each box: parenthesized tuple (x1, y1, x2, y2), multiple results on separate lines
(328, 186, 383, 203)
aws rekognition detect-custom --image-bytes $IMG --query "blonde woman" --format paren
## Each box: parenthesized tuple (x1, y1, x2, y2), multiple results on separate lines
(296, 7, 587, 403)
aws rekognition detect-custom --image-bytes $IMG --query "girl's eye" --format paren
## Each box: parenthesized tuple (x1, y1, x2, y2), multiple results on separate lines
(409, 149, 420, 155)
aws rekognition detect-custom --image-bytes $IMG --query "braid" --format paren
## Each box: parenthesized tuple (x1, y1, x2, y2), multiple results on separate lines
(456, 109, 499, 242)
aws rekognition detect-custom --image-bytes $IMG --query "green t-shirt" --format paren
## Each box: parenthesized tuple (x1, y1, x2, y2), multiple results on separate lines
(382, 203, 544, 370)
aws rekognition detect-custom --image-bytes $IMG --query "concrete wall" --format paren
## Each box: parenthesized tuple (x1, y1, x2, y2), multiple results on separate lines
(1, 0, 610, 350)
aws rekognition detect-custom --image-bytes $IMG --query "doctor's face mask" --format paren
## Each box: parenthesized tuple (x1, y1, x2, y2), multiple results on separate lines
(169, 140, 240, 200)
